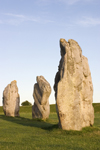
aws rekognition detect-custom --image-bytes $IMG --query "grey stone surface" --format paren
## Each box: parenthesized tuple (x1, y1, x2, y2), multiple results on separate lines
(3, 80, 20, 117)
(32, 76, 51, 119)
(54, 38, 94, 130)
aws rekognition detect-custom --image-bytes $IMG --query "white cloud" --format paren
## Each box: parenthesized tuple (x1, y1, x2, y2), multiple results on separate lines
(28, 0, 99, 6)
(59, 0, 80, 5)
(1, 13, 54, 25)
(58, 0, 96, 5)
(4, 13, 25, 18)
(3, 13, 38, 23)
(36, 0, 79, 5)
(77, 17, 100, 27)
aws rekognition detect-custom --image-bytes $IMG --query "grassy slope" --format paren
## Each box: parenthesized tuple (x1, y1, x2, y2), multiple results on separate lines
(0, 104, 100, 150)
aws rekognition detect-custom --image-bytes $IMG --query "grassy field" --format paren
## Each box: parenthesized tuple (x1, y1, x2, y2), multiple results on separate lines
(0, 104, 100, 150)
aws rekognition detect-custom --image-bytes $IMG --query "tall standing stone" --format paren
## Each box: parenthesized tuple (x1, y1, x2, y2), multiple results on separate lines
(54, 39, 94, 130)
(32, 76, 51, 119)
(3, 80, 20, 117)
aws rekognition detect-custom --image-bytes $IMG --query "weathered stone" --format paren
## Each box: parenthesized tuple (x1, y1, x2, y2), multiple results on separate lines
(32, 76, 51, 119)
(3, 80, 20, 117)
(54, 38, 94, 130)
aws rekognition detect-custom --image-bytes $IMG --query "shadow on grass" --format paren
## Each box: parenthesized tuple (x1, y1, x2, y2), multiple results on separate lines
(0, 115, 99, 135)
(42, 123, 100, 135)
(0, 115, 55, 129)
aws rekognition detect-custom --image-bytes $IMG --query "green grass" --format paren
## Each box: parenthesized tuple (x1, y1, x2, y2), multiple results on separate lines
(50, 104, 56, 112)
(0, 103, 100, 150)
(93, 103, 100, 113)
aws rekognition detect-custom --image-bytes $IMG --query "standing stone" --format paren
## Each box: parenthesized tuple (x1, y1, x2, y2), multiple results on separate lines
(32, 76, 51, 119)
(54, 38, 94, 130)
(3, 80, 20, 117)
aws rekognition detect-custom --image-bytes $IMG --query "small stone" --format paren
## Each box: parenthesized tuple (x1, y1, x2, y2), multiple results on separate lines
(32, 76, 51, 119)
(3, 80, 20, 117)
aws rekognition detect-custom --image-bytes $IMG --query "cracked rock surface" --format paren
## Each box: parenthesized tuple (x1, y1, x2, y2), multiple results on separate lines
(54, 39, 94, 130)
(32, 76, 51, 119)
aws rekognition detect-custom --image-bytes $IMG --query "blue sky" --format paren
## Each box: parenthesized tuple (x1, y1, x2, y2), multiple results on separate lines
(0, 0, 100, 106)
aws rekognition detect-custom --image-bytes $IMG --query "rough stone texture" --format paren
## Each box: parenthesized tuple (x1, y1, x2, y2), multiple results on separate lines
(3, 80, 20, 117)
(54, 38, 94, 130)
(32, 76, 51, 119)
